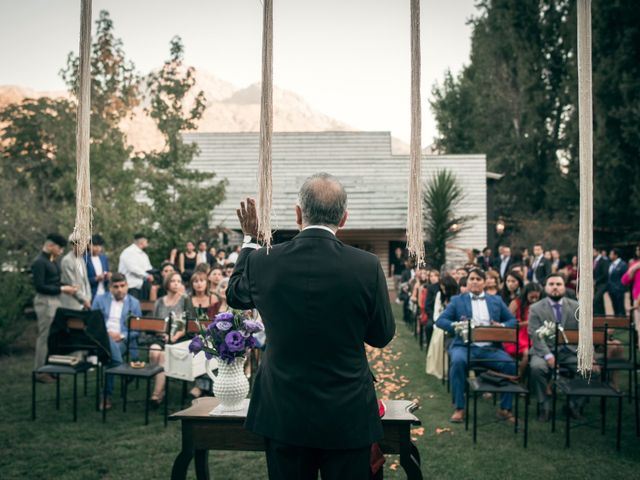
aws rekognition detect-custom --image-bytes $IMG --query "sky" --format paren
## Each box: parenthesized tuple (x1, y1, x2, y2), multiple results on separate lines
(0, 0, 479, 144)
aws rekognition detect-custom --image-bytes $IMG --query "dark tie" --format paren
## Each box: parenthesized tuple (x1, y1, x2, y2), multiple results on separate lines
(472, 295, 485, 301)
(552, 303, 562, 323)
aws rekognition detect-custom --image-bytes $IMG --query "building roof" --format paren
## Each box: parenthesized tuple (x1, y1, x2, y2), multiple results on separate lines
(184, 132, 486, 250)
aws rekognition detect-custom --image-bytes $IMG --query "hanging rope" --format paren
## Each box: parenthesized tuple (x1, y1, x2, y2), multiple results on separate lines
(257, 0, 273, 248)
(576, 0, 594, 375)
(407, 0, 425, 266)
(71, 0, 93, 254)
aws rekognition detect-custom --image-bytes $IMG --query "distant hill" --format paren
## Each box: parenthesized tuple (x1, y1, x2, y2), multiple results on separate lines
(0, 70, 411, 154)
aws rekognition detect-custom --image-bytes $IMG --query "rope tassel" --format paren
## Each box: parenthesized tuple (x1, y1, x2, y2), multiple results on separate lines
(407, 0, 425, 266)
(258, 0, 273, 249)
(576, 0, 594, 375)
(72, 0, 93, 253)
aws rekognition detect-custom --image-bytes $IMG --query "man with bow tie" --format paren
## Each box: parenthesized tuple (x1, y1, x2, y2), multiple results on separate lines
(436, 268, 517, 423)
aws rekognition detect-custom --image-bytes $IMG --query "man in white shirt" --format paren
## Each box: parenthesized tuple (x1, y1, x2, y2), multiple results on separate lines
(92, 273, 142, 410)
(118, 233, 153, 299)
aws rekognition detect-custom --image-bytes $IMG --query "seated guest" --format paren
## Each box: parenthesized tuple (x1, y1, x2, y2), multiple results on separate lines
(504, 282, 542, 373)
(208, 266, 224, 293)
(186, 271, 219, 399)
(187, 271, 220, 319)
(458, 276, 468, 294)
(224, 262, 235, 278)
(85, 234, 110, 301)
(528, 273, 581, 421)
(484, 270, 500, 296)
(149, 261, 177, 301)
(426, 275, 459, 379)
(148, 271, 189, 406)
(436, 268, 517, 423)
(215, 277, 231, 313)
(91, 273, 142, 410)
(500, 271, 523, 306)
(194, 261, 211, 275)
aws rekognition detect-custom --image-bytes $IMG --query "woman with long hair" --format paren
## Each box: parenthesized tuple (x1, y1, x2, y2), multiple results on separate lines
(426, 274, 460, 379)
(500, 271, 523, 306)
(504, 282, 543, 370)
(187, 271, 220, 319)
(484, 270, 500, 296)
(148, 271, 189, 405)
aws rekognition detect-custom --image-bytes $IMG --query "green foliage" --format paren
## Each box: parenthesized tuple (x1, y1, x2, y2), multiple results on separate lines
(430, 0, 640, 245)
(0, 272, 33, 354)
(423, 170, 471, 270)
(142, 36, 226, 264)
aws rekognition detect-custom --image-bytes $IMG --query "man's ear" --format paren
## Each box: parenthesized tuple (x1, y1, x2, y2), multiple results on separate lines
(338, 210, 348, 229)
(295, 205, 303, 229)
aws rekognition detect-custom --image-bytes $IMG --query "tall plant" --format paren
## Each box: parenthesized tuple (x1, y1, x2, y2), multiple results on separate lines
(423, 170, 470, 270)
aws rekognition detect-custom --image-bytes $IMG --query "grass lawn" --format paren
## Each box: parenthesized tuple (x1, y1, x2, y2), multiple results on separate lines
(1, 305, 639, 479)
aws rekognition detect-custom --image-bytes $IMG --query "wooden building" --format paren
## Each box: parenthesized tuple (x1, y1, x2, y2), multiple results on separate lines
(184, 131, 488, 280)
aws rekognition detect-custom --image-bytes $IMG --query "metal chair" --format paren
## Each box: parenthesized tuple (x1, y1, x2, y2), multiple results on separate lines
(551, 326, 623, 451)
(464, 324, 530, 447)
(32, 311, 110, 422)
(593, 314, 639, 437)
(102, 315, 169, 426)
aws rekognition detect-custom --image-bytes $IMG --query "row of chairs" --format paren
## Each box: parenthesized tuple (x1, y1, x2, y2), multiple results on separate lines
(32, 310, 214, 426)
(417, 310, 639, 451)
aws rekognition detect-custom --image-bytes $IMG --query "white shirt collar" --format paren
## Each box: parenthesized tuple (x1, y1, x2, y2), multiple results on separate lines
(302, 225, 336, 236)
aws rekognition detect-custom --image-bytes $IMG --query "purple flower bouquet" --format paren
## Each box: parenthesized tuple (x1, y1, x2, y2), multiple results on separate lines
(189, 310, 264, 364)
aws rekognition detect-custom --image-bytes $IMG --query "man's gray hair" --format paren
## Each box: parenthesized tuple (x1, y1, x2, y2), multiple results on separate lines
(298, 173, 347, 227)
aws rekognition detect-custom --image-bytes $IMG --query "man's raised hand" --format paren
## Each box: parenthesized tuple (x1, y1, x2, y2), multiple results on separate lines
(237, 197, 259, 238)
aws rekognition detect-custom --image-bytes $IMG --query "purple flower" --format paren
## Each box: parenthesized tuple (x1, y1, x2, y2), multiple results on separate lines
(225, 331, 245, 352)
(218, 342, 236, 364)
(245, 336, 257, 349)
(189, 336, 204, 355)
(243, 320, 264, 334)
(204, 351, 214, 360)
(215, 311, 234, 322)
(215, 321, 233, 331)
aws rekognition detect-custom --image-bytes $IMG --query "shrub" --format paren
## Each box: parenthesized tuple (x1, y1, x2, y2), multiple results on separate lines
(0, 272, 34, 354)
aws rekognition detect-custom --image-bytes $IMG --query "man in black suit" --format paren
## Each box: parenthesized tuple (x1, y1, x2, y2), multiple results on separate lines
(227, 173, 395, 480)
(530, 243, 552, 284)
(494, 245, 513, 282)
(593, 247, 610, 315)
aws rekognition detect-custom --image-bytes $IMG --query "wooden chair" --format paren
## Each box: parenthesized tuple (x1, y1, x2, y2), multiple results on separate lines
(464, 325, 530, 447)
(102, 316, 169, 426)
(593, 315, 639, 437)
(552, 325, 623, 451)
(139, 300, 155, 316)
(32, 313, 106, 422)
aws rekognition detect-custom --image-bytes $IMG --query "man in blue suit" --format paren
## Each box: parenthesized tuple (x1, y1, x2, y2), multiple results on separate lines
(436, 268, 517, 423)
(91, 272, 142, 410)
(607, 248, 628, 316)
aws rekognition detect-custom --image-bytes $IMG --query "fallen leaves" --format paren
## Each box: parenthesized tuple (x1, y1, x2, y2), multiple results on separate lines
(436, 427, 452, 435)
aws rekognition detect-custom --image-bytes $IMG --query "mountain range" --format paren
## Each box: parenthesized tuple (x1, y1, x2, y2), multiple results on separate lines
(0, 70, 411, 154)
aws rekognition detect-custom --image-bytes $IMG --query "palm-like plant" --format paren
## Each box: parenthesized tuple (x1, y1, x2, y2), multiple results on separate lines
(423, 170, 470, 270)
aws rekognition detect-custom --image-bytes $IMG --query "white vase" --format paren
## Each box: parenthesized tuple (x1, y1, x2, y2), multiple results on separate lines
(205, 356, 249, 414)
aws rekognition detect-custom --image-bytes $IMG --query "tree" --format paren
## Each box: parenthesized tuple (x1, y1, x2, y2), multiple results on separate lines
(431, 0, 640, 247)
(60, 10, 146, 254)
(423, 170, 470, 270)
(142, 37, 226, 264)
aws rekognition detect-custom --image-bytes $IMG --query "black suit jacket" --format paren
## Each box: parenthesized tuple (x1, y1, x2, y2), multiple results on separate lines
(227, 228, 395, 449)
(594, 257, 610, 288)
(532, 256, 552, 284)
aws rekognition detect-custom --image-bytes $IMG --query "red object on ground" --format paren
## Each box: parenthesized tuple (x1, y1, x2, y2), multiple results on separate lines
(370, 400, 387, 475)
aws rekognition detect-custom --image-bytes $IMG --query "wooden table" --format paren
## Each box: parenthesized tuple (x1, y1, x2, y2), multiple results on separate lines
(170, 397, 423, 479)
